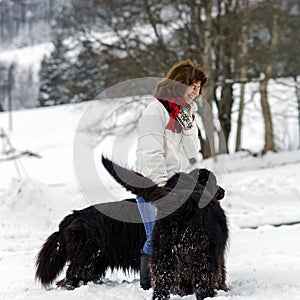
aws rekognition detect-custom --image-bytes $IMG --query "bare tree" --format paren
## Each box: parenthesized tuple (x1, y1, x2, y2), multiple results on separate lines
(49, 0, 299, 155)
(294, 76, 300, 149)
(259, 0, 282, 154)
(235, 0, 249, 152)
(199, 0, 216, 158)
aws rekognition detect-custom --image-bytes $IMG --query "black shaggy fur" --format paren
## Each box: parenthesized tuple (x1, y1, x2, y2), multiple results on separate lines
(150, 171, 228, 299)
(35, 156, 229, 300)
(35, 199, 146, 289)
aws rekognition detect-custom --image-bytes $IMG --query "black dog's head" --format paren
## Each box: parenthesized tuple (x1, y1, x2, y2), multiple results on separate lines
(155, 168, 225, 217)
(166, 168, 225, 203)
(193, 168, 225, 201)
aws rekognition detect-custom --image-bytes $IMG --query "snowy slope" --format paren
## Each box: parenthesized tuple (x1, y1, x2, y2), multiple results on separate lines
(0, 101, 300, 299)
(0, 43, 53, 70)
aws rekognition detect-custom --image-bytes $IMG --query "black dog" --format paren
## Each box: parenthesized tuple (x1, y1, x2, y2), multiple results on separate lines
(35, 157, 228, 299)
(35, 197, 146, 289)
(100, 157, 229, 299)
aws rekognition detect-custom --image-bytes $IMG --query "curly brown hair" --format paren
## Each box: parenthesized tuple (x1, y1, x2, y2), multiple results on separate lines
(155, 60, 208, 100)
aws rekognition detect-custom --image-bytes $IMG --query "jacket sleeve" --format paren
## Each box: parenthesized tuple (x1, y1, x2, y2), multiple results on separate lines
(181, 123, 201, 159)
(136, 102, 168, 186)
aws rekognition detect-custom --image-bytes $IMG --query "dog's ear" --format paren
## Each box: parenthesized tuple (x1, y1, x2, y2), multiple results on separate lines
(188, 168, 200, 180)
(155, 172, 199, 212)
(192, 168, 226, 202)
(189, 168, 210, 187)
(195, 169, 215, 186)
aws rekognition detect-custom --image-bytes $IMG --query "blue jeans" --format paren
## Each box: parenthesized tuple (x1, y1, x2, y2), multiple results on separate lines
(136, 196, 155, 255)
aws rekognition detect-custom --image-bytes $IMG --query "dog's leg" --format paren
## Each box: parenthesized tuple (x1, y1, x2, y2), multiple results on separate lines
(152, 274, 172, 300)
(214, 255, 228, 291)
(193, 252, 215, 300)
(151, 258, 174, 300)
(61, 254, 107, 288)
(60, 235, 107, 289)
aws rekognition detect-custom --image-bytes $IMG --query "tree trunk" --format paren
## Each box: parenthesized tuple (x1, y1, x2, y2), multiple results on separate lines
(198, 83, 216, 158)
(216, 0, 236, 154)
(294, 76, 300, 149)
(260, 0, 282, 154)
(236, 82, 245, 151)
(200, 0, 216, 158)
(219, 82, 232, 153)
(260, 78, 275, 154)
(235, 0, 249, 152)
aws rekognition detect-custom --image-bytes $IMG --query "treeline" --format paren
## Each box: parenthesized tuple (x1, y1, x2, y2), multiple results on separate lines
(1, 0, 299, 155)
(39, 0, 299, 155)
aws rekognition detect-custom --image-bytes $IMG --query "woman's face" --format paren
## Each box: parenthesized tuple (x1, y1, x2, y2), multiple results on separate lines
(183, 81, 201, 104)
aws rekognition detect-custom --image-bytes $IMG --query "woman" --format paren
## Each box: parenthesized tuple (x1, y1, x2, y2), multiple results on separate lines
(135, 60, 207, 289)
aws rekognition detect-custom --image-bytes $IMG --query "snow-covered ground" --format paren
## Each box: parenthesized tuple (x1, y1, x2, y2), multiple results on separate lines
(0, 101, 300, 299)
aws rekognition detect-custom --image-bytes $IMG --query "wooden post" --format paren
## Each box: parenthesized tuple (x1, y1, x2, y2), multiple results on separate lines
(8, 64, 14, 131)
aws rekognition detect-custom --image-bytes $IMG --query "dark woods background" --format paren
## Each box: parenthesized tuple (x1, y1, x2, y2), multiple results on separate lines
(0, 0, 299, 156)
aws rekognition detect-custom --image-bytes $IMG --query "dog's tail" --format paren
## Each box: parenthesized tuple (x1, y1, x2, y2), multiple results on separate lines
(35, 230, 66, 287)
(101, 156, 168, 202)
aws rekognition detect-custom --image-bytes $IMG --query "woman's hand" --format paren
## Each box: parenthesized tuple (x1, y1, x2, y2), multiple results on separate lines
(176, 104, 194, 130)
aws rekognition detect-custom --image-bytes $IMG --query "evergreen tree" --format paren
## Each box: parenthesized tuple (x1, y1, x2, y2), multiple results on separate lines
(38, 35, 71, 106)
(69, 39, 103, 102)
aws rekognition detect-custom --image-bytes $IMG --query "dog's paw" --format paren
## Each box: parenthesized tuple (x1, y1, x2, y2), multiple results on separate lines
(56, 278, 76, 290)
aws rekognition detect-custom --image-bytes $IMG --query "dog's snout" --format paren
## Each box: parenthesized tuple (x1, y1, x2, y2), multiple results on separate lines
(216, 186, 225, 200)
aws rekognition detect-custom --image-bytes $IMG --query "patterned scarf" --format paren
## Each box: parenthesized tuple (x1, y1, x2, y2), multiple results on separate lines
(156, 97, 191, 133)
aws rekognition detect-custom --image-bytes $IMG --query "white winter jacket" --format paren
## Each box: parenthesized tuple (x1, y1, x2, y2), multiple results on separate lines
(135, 98, 200, 186)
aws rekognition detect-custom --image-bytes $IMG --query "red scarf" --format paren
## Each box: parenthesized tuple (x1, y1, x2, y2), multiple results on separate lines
(156, 97, 188, 133)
